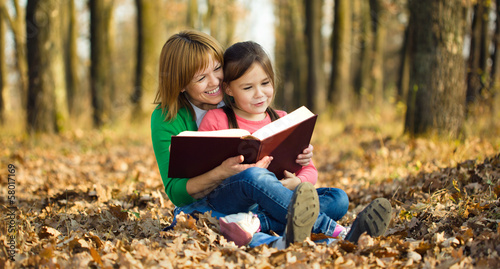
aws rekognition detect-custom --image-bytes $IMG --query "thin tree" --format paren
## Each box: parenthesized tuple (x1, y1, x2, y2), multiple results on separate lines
(354, 0, 374, 108)
(404, 0, 468, 138)
(466, 0, 490, 106)
(369, 0, 387, 108)
(186, 0, 199, 29)
(0, 7, 5, 124)
(62, 0, 79, 116)
(397, 21, 412, 103)
(90, 0, 114, 128)
(0, 0, 28, 109)
(490, 0, 500, 116)
(304, 0, 326, 113)
(329, 0, 352, 115)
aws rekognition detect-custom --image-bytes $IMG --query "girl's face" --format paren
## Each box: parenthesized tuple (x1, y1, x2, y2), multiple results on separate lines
(183, 55, 223, 110)
(226, 62, 274, 121)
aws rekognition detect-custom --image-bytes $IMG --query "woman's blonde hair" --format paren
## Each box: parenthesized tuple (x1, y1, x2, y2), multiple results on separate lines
(154, 30, 224, 121)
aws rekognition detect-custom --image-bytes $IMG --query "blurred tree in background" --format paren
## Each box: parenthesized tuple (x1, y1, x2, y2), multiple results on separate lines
(0, 0, 498, 138)
(0, 3, 5, 124)
(404, 0, 468, 138)
(26, 0, 67, 133)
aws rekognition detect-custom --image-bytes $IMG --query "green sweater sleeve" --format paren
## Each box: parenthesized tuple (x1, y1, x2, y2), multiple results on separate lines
(151, 106, 199, 207)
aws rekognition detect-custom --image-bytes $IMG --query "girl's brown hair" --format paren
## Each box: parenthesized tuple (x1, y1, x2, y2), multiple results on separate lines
(222, 41, 279, 128)
(154, 30, 224, 121)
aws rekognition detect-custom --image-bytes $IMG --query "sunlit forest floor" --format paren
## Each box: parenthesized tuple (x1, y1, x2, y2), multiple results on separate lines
(1, 104, 500, 268)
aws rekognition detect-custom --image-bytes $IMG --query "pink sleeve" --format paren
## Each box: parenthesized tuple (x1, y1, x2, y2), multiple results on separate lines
(199, 109, 228, 131)
(296, 160, 318, 185)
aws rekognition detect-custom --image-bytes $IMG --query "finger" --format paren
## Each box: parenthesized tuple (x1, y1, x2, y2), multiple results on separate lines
(303, 144, 314, 154)
(296, 159, 310, 166)
(256, 156, 272, 168)
(226, 155, 244, 165)
(283, 170, 294, 177)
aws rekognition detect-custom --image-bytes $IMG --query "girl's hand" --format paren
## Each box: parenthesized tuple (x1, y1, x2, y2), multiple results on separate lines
(296, 144, 313, 166)
(216, 155, 273, 179)
(280, 170, 302, 190)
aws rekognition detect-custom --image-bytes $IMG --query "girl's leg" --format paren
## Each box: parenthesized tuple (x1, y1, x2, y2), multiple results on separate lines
(206, 167, 344, 236)
(206, 167, 293, 233)
(317, 187, 349, 221)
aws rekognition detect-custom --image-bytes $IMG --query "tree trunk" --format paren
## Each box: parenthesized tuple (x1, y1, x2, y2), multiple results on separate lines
(354, 0, 374, 108)
(133, 0, 162, 119)
(90, 0, 114, 128)
(0, 8, 5, 124)
(274, 0, 307, 111)
(404, 0, 467, 138)
(492, 0, 500, 91)
(205, 0, 238, 47)
(0, 0, 28, 111)
(63, 0, 79, 116)
(369, 0, 387, 108)
(329, 0, 352, 115)
(466, 0, 486, 105)
(304, 0, 326, 113)
(397, 23, 412, 103)
(186, 0, 199, 29)
(490, 0, 500, 117)
(26, 0, 63, 133)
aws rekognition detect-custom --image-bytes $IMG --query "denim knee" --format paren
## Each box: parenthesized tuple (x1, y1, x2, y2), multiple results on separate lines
(236, 167, 277, 185)
(337, 189, 349, 216)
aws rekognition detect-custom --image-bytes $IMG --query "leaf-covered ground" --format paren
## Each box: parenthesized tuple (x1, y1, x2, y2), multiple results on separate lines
(1, 112, 500, 268)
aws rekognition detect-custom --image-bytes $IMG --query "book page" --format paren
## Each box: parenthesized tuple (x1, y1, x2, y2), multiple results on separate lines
(252, 106, 315, 140)
(177, 129, 251, 137)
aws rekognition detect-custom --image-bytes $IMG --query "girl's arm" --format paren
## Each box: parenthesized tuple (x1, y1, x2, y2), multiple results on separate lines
(280, 160, 318, 190)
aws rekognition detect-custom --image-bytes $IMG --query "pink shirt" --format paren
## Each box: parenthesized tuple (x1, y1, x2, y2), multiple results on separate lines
(199, 108, 318, 184)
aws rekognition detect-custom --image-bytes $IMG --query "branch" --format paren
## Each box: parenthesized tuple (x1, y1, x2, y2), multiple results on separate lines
(0, 0, 15, 30)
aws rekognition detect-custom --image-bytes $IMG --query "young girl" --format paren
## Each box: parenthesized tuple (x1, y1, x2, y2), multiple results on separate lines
(199, 41, 317, 190)
(199, 41, 353, 246)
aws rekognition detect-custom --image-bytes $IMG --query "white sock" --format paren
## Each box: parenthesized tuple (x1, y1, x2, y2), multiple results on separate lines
(271, 236, 286, 250)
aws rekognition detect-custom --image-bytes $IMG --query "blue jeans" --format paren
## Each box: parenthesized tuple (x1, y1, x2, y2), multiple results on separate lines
(203, 167, 349, 236)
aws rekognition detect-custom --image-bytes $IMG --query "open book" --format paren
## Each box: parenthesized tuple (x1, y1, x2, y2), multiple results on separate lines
(168, 106, 317, 178)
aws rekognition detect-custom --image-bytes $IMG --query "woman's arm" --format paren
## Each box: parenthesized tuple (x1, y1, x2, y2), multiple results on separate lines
(152, 107, 272, 205)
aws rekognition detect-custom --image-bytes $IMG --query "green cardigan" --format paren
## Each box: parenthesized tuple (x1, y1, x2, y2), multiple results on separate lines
(151, 106, 198, 207)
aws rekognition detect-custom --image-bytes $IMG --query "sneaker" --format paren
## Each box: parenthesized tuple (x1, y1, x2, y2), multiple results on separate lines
(284, 182, 320, 247)
(219, 212, 261, 247)
(344, 198, 392, 243)
(332, 224, 347, 239)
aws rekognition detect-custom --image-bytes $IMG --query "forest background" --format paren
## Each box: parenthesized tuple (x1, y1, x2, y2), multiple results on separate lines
(1, 0, 500, 267)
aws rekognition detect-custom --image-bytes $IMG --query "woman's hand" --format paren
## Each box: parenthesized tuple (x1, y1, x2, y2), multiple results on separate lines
(296, 144, 313, 166)
(280, 170, 301, 190)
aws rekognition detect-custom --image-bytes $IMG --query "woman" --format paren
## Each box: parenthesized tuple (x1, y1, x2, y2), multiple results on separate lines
(151, 30, 392, 248)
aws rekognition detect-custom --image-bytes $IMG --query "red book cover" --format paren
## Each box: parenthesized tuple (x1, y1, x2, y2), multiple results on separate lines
(168, 106, 317, 178)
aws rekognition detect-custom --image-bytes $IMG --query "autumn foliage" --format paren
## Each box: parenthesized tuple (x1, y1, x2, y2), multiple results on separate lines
(1, 111, 499, 268)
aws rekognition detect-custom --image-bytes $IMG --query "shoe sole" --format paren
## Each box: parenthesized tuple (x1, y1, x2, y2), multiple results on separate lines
(345, 198, 392, 243)
(285, 182, 319, 247)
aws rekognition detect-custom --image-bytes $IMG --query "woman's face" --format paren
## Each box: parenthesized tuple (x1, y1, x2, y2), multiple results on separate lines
(226, 62, 274, 121)
(183, 55, 223, 110)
